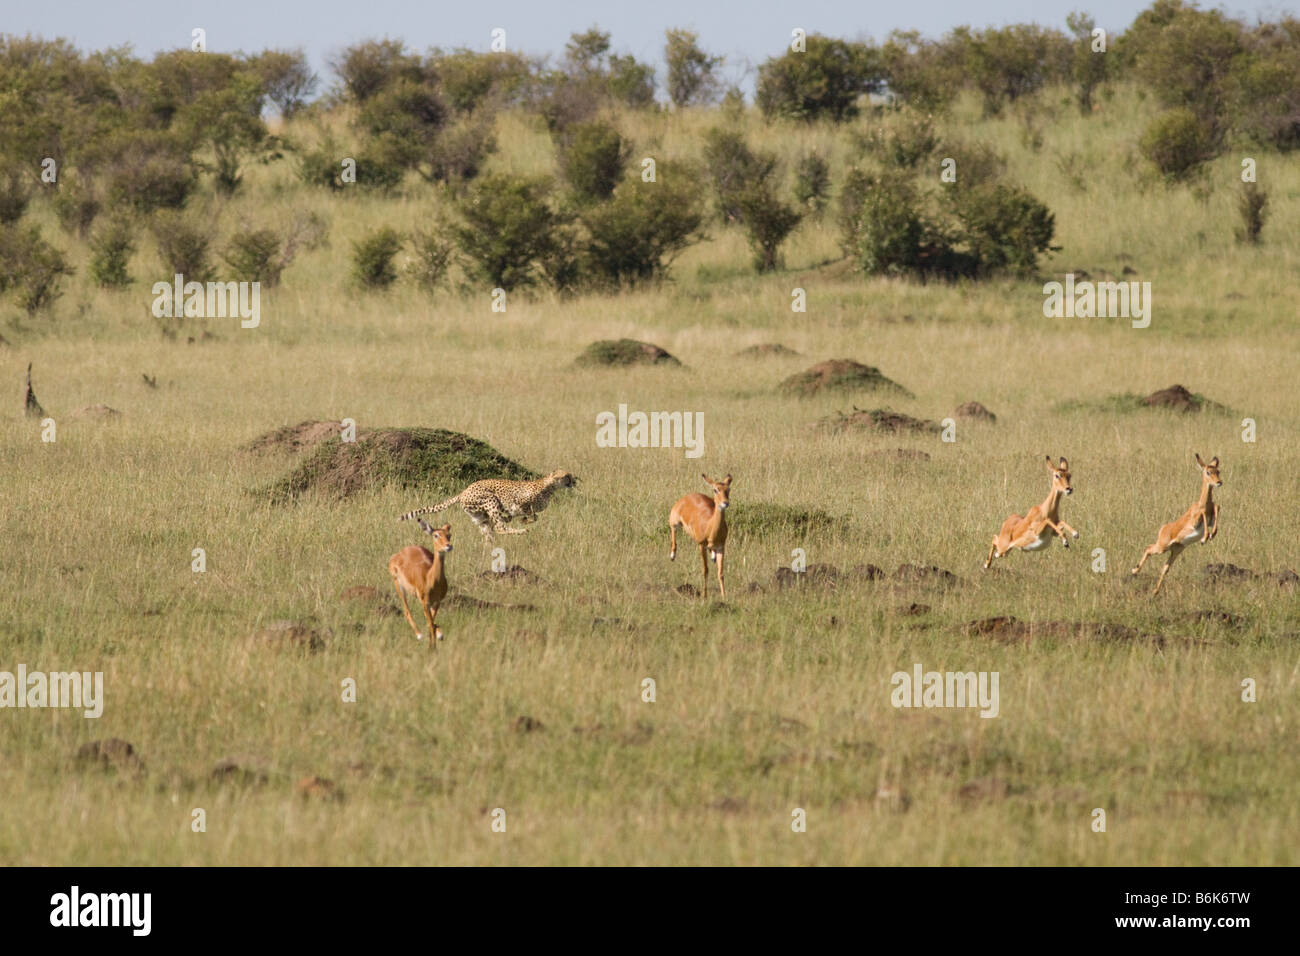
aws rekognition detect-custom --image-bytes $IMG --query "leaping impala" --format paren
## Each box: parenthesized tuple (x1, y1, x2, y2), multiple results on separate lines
(1131, 453, 1222, 595)
(388, 521, 453, 648)
(983, 456, 1080, 569)
(669, 474, 731, 599)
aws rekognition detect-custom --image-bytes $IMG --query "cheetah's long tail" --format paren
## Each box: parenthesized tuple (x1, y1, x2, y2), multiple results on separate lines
(398, 496, 458, 522)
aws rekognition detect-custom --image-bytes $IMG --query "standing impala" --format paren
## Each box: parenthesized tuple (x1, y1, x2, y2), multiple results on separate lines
(669, 474, 732, 599)
(388, 521, 453, 647)
(983, 456, 1080, 569)
(1131, 453, 1222, 595)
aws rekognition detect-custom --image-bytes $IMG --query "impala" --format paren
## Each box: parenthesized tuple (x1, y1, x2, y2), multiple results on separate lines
(1131, 454, 1222, 595)
(388, 521, 453, 647)
(669, 474, 732, 599)
(983, 457, 1080, 569)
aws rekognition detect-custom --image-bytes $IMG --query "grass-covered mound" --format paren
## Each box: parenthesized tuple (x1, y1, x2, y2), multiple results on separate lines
(813, 406, 940, 434)
(779, 359, 913, 398)
(263, 427, 537, 502)
(728, 502, 847, 537)
(1055, 384, 1229, 415)
(574, 339, 681, 367)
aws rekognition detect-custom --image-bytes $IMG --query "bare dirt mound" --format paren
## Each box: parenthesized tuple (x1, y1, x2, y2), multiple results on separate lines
(965, 616, 1163, 645)
(244, 420, 343, 454)
(264, 427, 536, 503)
(574, 339, 681, 367)
(1142, 384, 1214, 413)
(954, 401, 997, 422)
(780, 359, 913, 398)
(814, 406, 939, 434)
(735, 343, 800, 358)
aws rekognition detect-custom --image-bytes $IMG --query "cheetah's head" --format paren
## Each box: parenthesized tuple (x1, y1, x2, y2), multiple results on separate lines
(547, 470, 578, 488)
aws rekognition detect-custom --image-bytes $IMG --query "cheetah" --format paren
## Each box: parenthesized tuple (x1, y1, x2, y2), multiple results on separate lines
(399, 470, 578, 541)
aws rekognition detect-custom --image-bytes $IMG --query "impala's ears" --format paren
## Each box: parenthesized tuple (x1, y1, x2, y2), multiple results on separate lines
(1058, 457, 1069, 470)
(441, 524, 452, 535)
(1045, 455, 1055, 470)
(722, 473, 732, 485)
(1195, 453, 1205, 467)
(1209, 456, 1219, 468)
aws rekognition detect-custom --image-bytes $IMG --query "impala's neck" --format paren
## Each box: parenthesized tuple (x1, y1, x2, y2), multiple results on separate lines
(428, 551, 447, 583)
(1041, 487, 1064, 520)
(1199, 479, 1215, 512)
(708, 498, 727, 533)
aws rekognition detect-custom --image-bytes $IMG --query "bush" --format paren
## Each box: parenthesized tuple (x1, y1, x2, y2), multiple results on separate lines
(407, 229, 453, 289)
(430, 48, 535, 114)
(841, 168, 950, 277)
(249, 49, 318, 118)
(951, 24, 1072, 115)
(51, 183, 101, 237)
(607, 54, 656, 109)
(665, 29, 722, 107)
(351, 227, 403, 288)
(756, 36, 880, 122)
(793, 152, 831, 215)
(356, 78, 448, 170)
(428, 112, 498, 183)
(152, 212, 215, 282)
(1140, 108, 1220, 180)
(0, 167, 31, 224)
(557, 120, 631, 202)
(1067, 12, 1110, 114)
(88, 219, 136, 288)
(0, 223, 74, 313)
(579, 167, 706, 286)
(331, 39, 426, 102)
(89, 129, 196, 214)
(449, 174, 564, 291)
(1124, 3, 1243, 124)
(939, 138, 1008, 190)
(1235, 181, 1267, 243)
(701, 128, 778, 223)
(738, 183, 803, 272)
(223, 229, 285, 285)
(856, 112, 939, 168)
(1229, 41, 1300, 150)
(949, 182, 1057, 276)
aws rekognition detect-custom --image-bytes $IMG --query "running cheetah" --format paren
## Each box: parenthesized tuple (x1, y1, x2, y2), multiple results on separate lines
(399, 470, 578, 541)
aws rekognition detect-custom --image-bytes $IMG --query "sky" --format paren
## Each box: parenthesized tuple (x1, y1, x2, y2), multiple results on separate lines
(6, 0, 1299, 93)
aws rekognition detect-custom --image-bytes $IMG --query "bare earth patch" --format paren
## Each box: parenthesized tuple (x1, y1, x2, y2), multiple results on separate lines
(813, 406, 940, 434)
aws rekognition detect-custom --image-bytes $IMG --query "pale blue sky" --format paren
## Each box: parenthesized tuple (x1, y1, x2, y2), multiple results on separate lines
(8, 0, 1299, 94)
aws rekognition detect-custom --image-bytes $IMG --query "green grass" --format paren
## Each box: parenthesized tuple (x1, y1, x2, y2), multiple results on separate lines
(0, 83, 1297, 865)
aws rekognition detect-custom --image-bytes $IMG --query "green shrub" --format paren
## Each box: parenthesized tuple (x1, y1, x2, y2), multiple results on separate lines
(579, 168, 706, 286)
(151, 211, 214, 282)
(0, 223, 73, 313)
(793, 152, 831, 215)
(0, 167, 31, 224)
(856, 112, 939, 168)
(756, 36, 880, 122)
(1235, 181, 1267, 243)
(407, 229, 453, 289)
(351, 227, 403, 288)
(449, 174, 564, 291)
(701, 128, 778, 223)
(842, 168, 949, 277)
(1140, 108, 1220, 180)
(665, 29, 723, 107)
(51, 183, 101, 237)
(430, 48, 535, 114)
(738, 183, 803, 272)
(223, 229, 285, 285)
(89, 129, 196, 214)
(949, 182, 1057, 276)
(557, 120, 631, 202)
(356, 78, 448, 170)
(428, 113, 498, 183)
(88, 219, 136, 288)
(331, 39, 426, 103)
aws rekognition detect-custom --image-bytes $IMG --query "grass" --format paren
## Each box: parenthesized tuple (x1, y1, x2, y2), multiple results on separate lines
(0, 83, 1297, 865)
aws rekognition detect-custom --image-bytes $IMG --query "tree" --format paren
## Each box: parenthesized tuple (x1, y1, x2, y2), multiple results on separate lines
(449, 174, 565, 291)
(756, 36, 881, 122)
(250, 49, 317, 117)
(665, 29, 723, 107)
